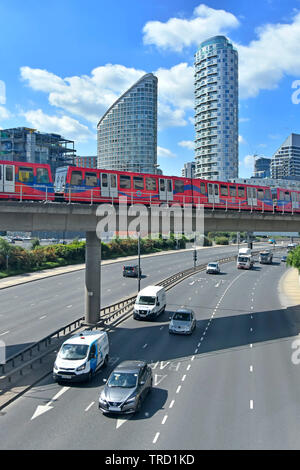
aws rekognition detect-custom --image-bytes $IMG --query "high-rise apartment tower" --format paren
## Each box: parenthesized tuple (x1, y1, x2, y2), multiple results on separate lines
(194, 36, 238, 181)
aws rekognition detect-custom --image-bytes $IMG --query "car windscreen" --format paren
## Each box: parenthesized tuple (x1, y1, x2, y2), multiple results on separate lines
(124, 266, 135, 270)
(173, 312, 191, 321)
(59, 344, 89, 360)
(107, 372, 138, 388)
(137, 296, 156, 305)
(238, 256, 249, 262)
(208, 263, 217, 267)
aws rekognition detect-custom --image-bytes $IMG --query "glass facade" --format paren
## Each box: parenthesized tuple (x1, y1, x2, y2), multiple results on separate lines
(194, 36, 238, 181)
(97, 73, 158, 174)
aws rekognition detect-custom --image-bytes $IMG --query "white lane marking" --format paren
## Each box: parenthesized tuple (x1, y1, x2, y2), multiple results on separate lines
(142, 343, 148, 349)
(176, 386, 181, 394)
(160, 326, 164, 330)
(250, 365, 253, 372)
(197, 342, 201, 347)
(186, 364, 191, 371)
(250, 400, 254, 410)
(191, 356, 195, 361)
(194, 348, 198, 354)
(66, 305, 72, 308)
(169, 400, 175, 408)
(153, 432, 160, 444)
(154, 374, 167, 386)
(31, 386, 70, 420)
(182, 375, 186, 382)
(85, 401, 95, 412)
(250, 344, 253, 348)
(116, 418, 129, 429)
(0, 330, 9, 336)
(39, 315, 47, 320)
(161, 415, 168, 425)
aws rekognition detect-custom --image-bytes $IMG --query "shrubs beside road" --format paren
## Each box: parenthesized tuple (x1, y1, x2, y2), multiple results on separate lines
(0, 236, 187, 278)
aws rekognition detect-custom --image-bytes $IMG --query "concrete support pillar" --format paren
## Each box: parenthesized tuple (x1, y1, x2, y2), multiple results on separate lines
(85, 231, 101, 326)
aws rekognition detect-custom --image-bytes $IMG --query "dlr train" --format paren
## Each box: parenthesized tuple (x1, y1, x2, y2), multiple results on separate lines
(0, 159, 299, 213)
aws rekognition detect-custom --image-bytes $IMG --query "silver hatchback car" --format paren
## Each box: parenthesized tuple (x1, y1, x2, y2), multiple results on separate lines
(169, 308, 196, 335)
(99, 360, 152, 415)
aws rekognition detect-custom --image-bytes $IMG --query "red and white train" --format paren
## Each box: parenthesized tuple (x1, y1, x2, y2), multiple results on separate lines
(0, 159, 299, 213)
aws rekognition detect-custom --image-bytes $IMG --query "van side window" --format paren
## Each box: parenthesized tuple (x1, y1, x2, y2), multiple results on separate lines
(89, 344, 96, 359)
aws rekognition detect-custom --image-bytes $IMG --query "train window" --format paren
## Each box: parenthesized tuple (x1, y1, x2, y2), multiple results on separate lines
(70, 171, 83, 185)
(110, 174, 117, 188)
(36, 168, 50, 184)
(167, 180, 172, 192)
(238, 186, 245, 198)
(101, 174, 108, 187)
(19, 167, 33, 183)
(160, 179, 165, 191)
(229, 185, 236, 197)
(133, 176, 144, 190)
(120, 175, 131, 189)
(265, 189, 271, 200)
(200, 182, 206, 195)
(174, 180, 184, 193)
(220, 184, 228, 196)
(291, 192, 297, 201)
(85, 172, 97, 187)
(5, 166, 14, 181)
(285, 191, 290, 201)
(146, 177, 156, 191)
(257, 189, 264, 200)
(208, 184, 213, 195)
(279, 190, 284, 200)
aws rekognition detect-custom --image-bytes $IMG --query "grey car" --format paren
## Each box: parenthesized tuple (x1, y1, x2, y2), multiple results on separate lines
(99, 360, 152, 415)
(169, 308, 196, 335)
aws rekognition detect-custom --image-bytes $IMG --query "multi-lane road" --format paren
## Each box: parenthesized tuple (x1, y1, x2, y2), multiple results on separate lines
(1, 244, 299, 450)
(1, 243, 259, 358)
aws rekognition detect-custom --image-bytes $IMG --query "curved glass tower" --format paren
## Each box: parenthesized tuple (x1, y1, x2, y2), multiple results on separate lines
(97, 73, 158, 174)
(194, 36, 238, 181)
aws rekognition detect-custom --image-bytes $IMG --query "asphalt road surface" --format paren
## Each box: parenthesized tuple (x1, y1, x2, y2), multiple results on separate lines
(0, 243, 267, 358)
(1, 249, 298, 450)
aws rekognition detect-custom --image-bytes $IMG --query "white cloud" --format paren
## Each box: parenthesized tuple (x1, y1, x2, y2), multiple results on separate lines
(22, 109, 94, 142)
(143, 3, 239, 52)
(20, 64, 146, 125)
(243, 154, 255, 168)
(0, 106, 11, 120)
(0, 80, 6, 105)
(21, 63, 194, 131)
(237, 11, 300, 98)
(178, 140, 194, 150)
(157, 146, 177, 158)
(239, 135, 246, 144)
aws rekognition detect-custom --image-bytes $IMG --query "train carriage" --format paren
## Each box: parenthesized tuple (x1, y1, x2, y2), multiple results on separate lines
(0, 160, 54, 201)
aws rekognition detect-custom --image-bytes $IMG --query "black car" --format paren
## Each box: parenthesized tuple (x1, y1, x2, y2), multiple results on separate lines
(99, 360, 152, 414)
(123, 265, 141, 277)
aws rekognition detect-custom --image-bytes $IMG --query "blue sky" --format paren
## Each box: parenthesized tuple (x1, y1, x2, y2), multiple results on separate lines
(1, 0, 300, 178)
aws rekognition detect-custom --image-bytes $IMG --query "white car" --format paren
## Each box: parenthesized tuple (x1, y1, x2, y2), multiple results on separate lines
(206, 262, 220, 274)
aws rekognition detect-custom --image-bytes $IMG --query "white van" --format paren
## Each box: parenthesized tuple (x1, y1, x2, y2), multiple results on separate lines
(133, 285, 166, 320)
(53, 330, 109, 383)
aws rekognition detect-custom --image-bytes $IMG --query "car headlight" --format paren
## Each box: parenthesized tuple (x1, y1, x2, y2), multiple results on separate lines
(125, 396, 136, 404)
(76, 363, 86, 372)
(53, 362, 58, 371)
(99, 395, 107, 404)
